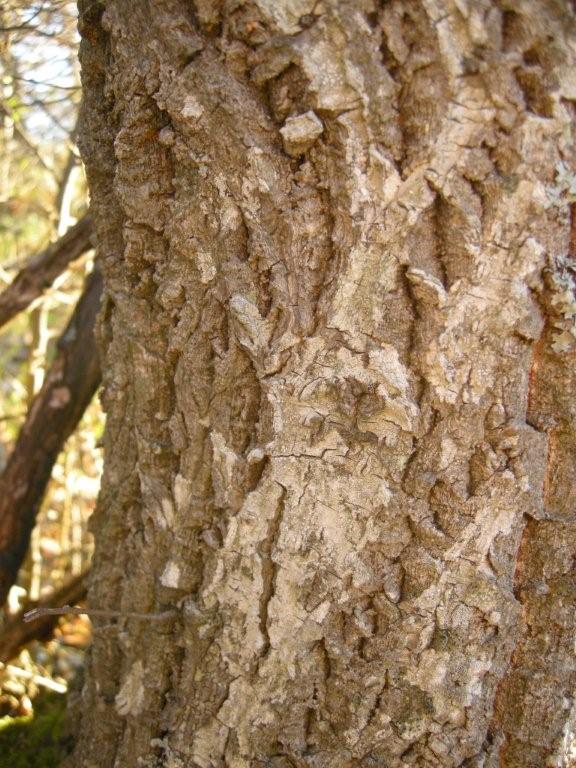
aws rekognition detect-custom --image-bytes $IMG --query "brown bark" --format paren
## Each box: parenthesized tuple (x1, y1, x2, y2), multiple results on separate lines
(0, 213, 93, 330)
(73, 1, 576, 766)
(0, 270, 102, 609)
(0, 571, 87, 664)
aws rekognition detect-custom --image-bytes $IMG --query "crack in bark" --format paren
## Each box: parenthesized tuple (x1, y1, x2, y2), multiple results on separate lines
(257, 482, 287, 661)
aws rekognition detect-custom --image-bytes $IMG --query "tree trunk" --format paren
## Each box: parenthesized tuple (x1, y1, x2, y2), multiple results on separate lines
(0, 270, 102, 608)
(73, 1, 576, 766)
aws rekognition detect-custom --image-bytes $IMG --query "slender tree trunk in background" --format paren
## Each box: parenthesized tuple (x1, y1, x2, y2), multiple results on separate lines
(73, 2, 576, 766)
(0, 271, 102, 608)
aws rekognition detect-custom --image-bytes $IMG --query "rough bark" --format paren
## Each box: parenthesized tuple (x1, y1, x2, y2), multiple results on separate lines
(0, 213, 93, 330)
(74, 2, 576, 766)
(0, 271, 102, 608)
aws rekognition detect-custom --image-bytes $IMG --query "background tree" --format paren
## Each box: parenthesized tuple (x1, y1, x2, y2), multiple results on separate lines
(73, 1, 576, 767)
(0, 0, 101, 729)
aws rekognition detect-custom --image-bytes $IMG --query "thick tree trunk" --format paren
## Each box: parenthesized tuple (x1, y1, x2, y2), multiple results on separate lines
(73, 1, 576, 766)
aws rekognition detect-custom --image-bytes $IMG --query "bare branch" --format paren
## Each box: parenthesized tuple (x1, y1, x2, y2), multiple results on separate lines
(0, 213, 93, 330)
(0, 26, 60, 39)
(0, 102, 56, 174)
(11, 75, 80, 91)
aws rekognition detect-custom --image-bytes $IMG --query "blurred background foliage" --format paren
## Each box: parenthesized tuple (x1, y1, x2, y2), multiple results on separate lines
(0, 0, 100, 749)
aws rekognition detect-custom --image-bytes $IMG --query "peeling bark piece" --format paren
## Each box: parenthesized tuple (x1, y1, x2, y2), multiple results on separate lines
(280, 110, 324, 157)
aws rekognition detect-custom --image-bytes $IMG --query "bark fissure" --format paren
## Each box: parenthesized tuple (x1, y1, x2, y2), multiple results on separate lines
(257, 482, 287, 662)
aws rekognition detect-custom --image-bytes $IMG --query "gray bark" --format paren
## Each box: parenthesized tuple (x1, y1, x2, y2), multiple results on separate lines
(72, 1, 576, 766)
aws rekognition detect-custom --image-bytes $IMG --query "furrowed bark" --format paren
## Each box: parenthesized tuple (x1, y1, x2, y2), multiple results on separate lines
(0, 571, 87, 664)
(0, 213, 93, 330)
(0, 270, 102, 609)
(73, 2, 576, 766)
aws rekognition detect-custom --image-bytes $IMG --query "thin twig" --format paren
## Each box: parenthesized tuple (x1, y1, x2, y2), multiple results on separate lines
(24, 606, 177, 623)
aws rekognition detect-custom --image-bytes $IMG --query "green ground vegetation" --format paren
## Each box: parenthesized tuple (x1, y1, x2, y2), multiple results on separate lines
(0, 691, 68, 767)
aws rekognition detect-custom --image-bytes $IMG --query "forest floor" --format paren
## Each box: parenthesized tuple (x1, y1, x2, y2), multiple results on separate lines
(0, 614, 89, 766)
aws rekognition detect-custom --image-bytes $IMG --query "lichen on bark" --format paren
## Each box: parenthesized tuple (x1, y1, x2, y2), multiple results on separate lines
(72, 1, 576, 766)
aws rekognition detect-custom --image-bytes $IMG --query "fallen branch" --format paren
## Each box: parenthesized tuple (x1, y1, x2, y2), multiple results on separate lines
(0, 572, 87, 664)
(4, 664, 67, 694)
(0, 213, 93, 330)
(0, 270, 102, 608)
